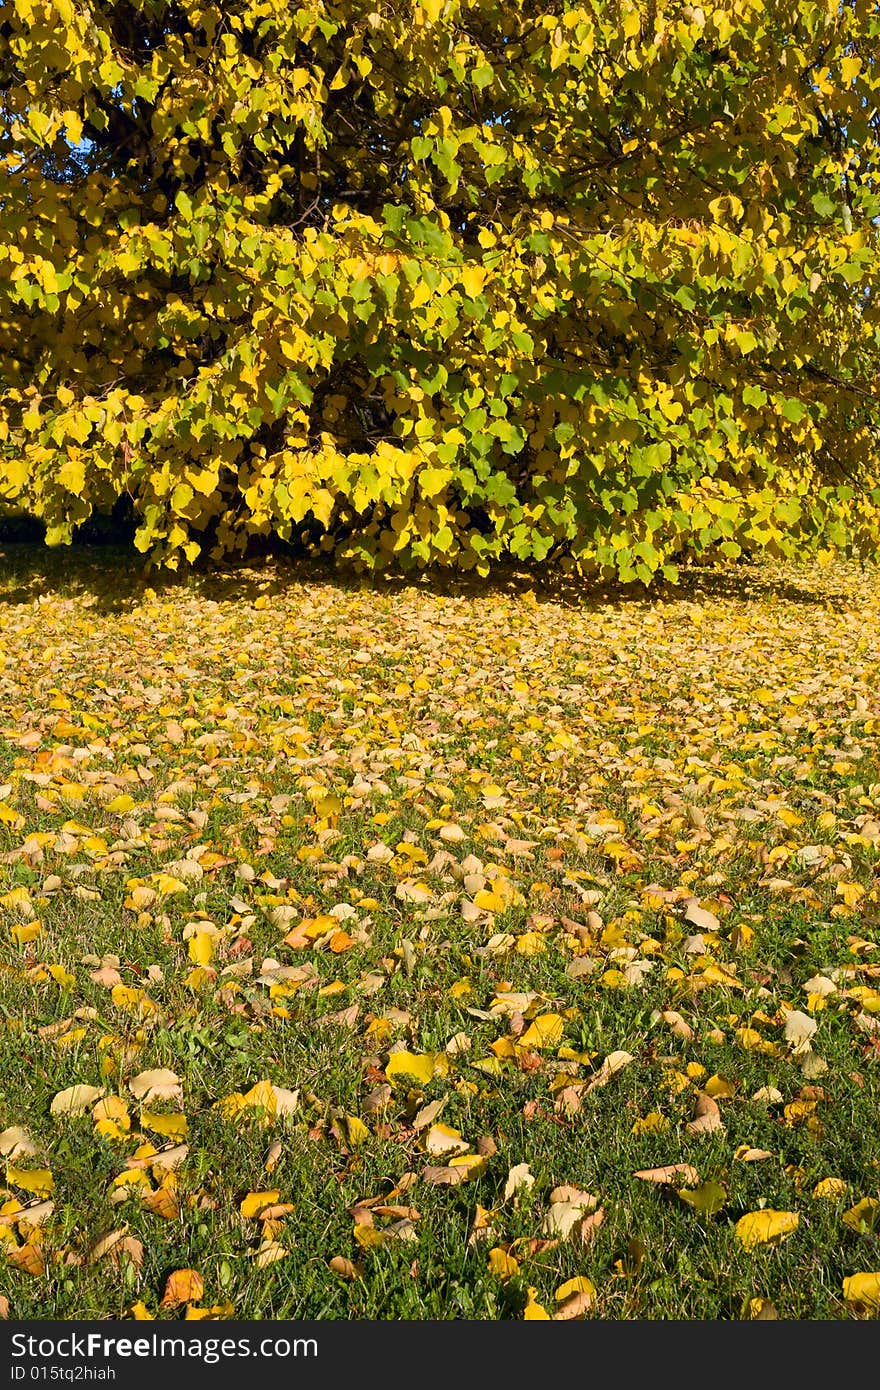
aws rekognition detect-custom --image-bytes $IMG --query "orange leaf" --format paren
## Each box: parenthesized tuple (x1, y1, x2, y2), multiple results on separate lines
(161, 1269, 204, 1307)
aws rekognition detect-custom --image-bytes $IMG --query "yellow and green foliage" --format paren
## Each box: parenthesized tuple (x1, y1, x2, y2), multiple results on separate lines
(2, 0, 880, 577)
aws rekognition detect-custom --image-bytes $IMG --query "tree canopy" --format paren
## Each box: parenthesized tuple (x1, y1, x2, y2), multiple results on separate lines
(2, 0, 880, 577)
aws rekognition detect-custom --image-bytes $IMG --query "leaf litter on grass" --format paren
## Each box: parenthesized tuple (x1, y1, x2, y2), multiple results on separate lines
(0, 552, 879, 1318)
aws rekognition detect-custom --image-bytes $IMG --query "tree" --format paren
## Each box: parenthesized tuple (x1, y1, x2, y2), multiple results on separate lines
(2, 0, 880, 579)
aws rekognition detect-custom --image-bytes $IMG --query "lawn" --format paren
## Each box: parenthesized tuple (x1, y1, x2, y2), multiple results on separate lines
(0, 546, 879, 1320)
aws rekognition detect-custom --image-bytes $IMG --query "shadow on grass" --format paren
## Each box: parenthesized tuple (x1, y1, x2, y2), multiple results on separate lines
(0, 537, 862, 616)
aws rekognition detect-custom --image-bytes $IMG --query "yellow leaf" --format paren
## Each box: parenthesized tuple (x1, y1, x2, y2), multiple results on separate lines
(813, 1177, 847, 1200)
(254, 1241, 289, 1268)
(841, 55, 862, 84)
(188, 931, 215, 965)
(345, 1115, 370, 1147)
(161, 1270, 204, 1307)
(524, 1287, 551, 1319)
(385, 1051, 448, 1085)
(735, 1210, 799, 1251)
(141, 1112, 188, 1140)
(129, 1069, 181, 1103)
(10, 921, 43, 946)
(473, 889, 507, 913)
(353, 1224, 389, 1248)
(239, 1079, 278, 1115)
(185, 1303, 235, 1320)
(240, 1190, 281, 1219)
(842, 1272, 880, 1309)
(518, 1013, 565, 1049)
(461, 265, 487, 298)
(487, 1247, 519, 1279)
(515, 931, 546, 956)
(622, 9, 641, 38)
(631, 1112, 668, 1136)
(843, 1198, 880, 1233)
(111, 1170, 151, 1192)
(8, 1243, 45, 1276)
(554, 1275, 597, 1318)
(47, 964, 76, 990)
(556, 1275, 597, 1302)
(424, 1123, 468, 1157)
(6, 1168, 53, 1197)
(704, 1075, 736, 1099)
(153, 874, 189, 897)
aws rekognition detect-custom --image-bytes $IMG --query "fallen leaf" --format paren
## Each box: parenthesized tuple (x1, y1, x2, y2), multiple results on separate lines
(686, 1091, 725, 1137)
(783, 1009, 818, 1055)
(0, 1128, 37, 1161)
(129, 1070, 182, 1103)
(585, 1050, 634, 1092)
(240, 1190, 281, 1220)
(678, 1180, 727, 1216)
(634, 1164, 700, 1185)
(553, 1276, 596, 1319)
(254, 1241, 289, 1268)
(842, 1272, 880, 1310)
(812, 1177, 847, 1200)
(424, 1123, 468, 1158)
(386, 1051, 447, 1085)
(523, 1287, 550, 1320)
(161, 1270, 204, 1307)
(412, 1098, 445, 1131)
(503, 1163, 535, 1200)
(518, 1013, 565, 1049)
(6, 1167, 53, 1197)
(50, 1084, 104, 1116)
(487, 1247, 519, 1279)
(543, 1188, 599, 1240)
(184, 1304, 235, 1321)
(746, 1297, 779, 1320)
(735, 1210, 799, 1251)
(683, 898, 721, 932)
(842, 1197, 880, 1233)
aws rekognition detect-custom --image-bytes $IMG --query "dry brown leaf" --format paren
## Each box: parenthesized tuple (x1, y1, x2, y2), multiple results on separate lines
(661, 1010, 694, 1040)
(16, 1200, 55, 1229)
(51, 1084, 105, 1116)
(421, 1164, 468, 1186)
(579, 1208, 605, 1243)
(686, 1091, 725, 1137)
(0, 1127, 37, 1161)
(553, 1290, 594, 1321)
(634, 1164, 700, 1185)
(683, 898, 721, 932)
(129, 1069, 182, 1103)
(161, 1269, 204, 1307)
(503, 1163, 535, 1200)
(254, 1241, 289, 1268)
(585, 1050, 634, 1092)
